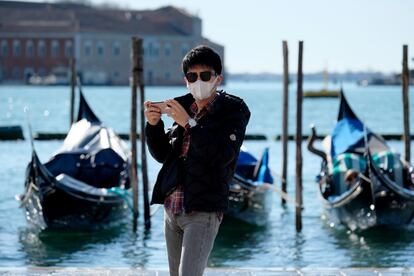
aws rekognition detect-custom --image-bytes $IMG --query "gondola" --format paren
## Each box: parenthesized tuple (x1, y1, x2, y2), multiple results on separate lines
(19, 87, 131, 230)
(307, 90, 414, 231)
(227, 147, 274, 226)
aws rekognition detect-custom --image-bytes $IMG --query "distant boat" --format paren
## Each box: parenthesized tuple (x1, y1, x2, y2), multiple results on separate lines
(28, 66, 110, 86)
(227, 147, 274, 226)
(19, 85, 131, 230)
(304, 69, 340, 98)
(0, 125, 24, 140)
(28, 66, 70, 86)
(357, 70, 414, 86)
(304, 89, 339, 98)
(307, 90, 414, 231)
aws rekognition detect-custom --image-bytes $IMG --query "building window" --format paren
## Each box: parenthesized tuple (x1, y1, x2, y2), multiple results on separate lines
(26, 40, 34, 58)
(147, 71, 153, 84)
(1, 40, 8, 57)
(13, 40, 21, 57)
(65, 40, 73, 58)
(164, 43, 172, 57)
(12, 66, 20, 78)
(112, 42, 120, 56)
(146, 42, 159, 58)
(147, 42, 153, 57)
(153, 44, 159, 57)
(37, 40, 46, 57)
(51, 40, 60, 58)
(113, 71, 120, 79)
(181, 43, 189, 56)
(165, 72, 171, 80)
(84, 41, 92, 56)
(97, 41, 104, 56)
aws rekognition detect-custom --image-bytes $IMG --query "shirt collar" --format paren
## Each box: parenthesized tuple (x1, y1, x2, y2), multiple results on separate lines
(190, 92, 219, 116)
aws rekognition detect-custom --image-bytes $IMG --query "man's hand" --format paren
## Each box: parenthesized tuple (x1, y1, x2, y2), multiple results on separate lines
(144, 101, 162, 126)
(165, 99, 190, 128)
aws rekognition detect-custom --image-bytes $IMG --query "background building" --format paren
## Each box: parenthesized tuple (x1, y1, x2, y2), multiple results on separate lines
(0, 1, 224, 85)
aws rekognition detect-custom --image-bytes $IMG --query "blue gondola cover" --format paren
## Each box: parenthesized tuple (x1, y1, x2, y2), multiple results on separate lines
(331, 91, 371, 158)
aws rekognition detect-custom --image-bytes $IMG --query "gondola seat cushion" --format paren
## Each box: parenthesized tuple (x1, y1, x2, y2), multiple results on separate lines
(372, 151, 403, 186)
(331, 153, 366, 195)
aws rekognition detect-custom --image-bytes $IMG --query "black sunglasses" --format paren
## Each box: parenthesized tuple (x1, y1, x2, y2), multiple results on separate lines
(185, 71, 216, 83)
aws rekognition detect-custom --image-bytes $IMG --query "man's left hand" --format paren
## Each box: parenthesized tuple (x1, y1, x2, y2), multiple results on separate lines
(165, 99, 190, 128)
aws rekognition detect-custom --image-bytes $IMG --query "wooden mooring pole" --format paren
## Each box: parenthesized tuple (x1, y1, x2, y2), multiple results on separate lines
(136, 38, 151, 229)
(402, 45, 411, 163)
(295, 41, 304, 232)
(131, 37, 140, 231)
(281, 41, 289, 205)
(69, 57, 76, 126)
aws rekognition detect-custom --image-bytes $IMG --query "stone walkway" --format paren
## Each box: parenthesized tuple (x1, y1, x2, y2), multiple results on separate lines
(1, 267, 414, 275)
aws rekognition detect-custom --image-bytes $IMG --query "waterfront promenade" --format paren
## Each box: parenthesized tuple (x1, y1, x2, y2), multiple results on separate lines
(1, 268, 414, 275)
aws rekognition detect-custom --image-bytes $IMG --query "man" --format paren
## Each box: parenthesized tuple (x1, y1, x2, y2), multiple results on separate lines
(144, 45, 250, 276)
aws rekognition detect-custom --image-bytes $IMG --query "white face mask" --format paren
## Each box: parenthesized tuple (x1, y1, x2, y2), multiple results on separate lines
(187, 77, 218, 100)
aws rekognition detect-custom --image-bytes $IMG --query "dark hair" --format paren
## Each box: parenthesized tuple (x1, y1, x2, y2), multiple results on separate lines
(182, 45, 222, 75)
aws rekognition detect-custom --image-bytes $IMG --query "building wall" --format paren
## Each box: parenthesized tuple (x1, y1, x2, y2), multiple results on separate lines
(143, 35, 199, 86)
(0, 4, 224, 85)
(0, 33, 74, 82)
(0, 32, 224, 86)
(75, 33, 131, 85)
(76, 33, 225, 86)
(142, 36, 225, 86)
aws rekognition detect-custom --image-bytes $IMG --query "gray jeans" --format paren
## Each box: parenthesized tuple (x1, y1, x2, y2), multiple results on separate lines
(164, 209, 221, 276)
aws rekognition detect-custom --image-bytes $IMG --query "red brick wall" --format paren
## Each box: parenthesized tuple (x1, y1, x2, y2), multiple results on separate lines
(0, 37, 74, 81)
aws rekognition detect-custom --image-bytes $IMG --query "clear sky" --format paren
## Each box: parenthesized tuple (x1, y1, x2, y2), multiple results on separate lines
(27, 0, 414, 74)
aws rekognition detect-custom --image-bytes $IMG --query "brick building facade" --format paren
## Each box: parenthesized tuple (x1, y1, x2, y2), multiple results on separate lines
(0, 36, 74, 81)
(0, 1, 224, 85)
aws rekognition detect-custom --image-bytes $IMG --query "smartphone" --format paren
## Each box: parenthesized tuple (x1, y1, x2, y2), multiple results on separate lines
(151, 101, 170, 114)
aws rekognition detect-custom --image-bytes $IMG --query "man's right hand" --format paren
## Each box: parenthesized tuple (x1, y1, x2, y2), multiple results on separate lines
(144, 101, 162, 126)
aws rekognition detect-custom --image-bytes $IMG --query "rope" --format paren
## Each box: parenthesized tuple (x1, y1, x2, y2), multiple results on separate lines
(265, 172, 372, 208)
(108, 186, 161, 217)
(262, 182, 302, 208)
(108, 187, 133, 211)
(270, 168, 286, 183)
(359, 173, 371, 184)
(233, 173, 301, 208)
(267, 169, 370, 207)
(18, 180, 39, 207)
(150, 205, 161, 217)
(268, 169, 301, 208)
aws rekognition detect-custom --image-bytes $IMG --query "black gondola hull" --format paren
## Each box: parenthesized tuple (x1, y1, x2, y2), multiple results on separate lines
(22, 159, 129, 230)
(224, 148, 274, 226)
(369, 157, 414, 226)
(374, 195, 414, 226)
(42, 189, 127, 229)
(322, 178, 377, 231)
(312, 91, 414, 231)
(24, 184, 128, 230)
(226, 174, 273, 226)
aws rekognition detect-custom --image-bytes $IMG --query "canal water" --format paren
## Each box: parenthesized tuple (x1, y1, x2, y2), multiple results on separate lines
(1, 81, 413, 268)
